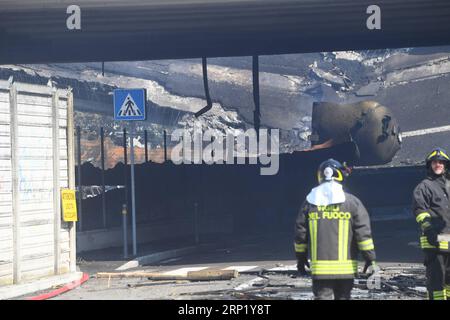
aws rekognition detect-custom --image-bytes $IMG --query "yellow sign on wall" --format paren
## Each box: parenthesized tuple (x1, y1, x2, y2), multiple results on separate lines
(61, 189, 78, 222)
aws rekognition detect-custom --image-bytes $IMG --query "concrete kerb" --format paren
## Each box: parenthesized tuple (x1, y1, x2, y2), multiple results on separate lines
(115, 242, 227, 271)
(0, 272, 84, 300)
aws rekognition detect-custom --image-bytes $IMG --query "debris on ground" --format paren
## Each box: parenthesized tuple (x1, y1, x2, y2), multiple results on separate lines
(96, 269, 239, 282)
(178, 265, 428, 300)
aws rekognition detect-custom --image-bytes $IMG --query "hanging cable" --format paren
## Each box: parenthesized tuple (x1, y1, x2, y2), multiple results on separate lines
(252, 55, 261, 142)
(195, 57, 213, 117)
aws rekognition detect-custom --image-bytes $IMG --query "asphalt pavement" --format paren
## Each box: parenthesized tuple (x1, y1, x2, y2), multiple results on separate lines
(41, 217, 427, 300)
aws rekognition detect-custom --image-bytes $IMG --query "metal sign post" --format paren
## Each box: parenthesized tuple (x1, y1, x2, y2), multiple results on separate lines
(130, 121, 137, 256)
(122, 204, 128, 258)
(113, 88, 146, 257)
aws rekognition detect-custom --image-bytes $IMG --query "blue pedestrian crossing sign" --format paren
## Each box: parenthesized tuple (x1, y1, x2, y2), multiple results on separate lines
(113, 89, 146, 121)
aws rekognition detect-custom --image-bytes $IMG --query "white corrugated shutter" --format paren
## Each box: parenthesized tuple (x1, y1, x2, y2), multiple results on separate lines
(0, 81, 74, 286)
(0, 85, 13, 286)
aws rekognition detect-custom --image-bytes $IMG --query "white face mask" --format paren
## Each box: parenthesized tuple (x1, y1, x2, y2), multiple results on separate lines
(306, 180, 346, 206)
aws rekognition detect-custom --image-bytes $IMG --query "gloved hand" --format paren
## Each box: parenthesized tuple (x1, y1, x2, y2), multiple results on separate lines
(296, 252, 310, 275)
(363, 260, 379, 274)
(424, 228, 439, 247)
(420, 216, 439, 246)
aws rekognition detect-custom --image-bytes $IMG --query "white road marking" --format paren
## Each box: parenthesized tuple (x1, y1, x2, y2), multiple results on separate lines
(163, 267, 209, 276)
(402, 125, 450, 138)
(222, 266, 258, 272)
(115, 260, 139, 271)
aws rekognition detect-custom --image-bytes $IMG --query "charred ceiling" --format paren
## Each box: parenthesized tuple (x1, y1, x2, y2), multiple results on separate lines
(1, 0, 450, 64)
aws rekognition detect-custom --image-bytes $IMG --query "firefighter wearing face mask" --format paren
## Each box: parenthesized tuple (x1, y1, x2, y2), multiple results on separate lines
(294, 159, 377, 300)
(413, 148, 450, 300)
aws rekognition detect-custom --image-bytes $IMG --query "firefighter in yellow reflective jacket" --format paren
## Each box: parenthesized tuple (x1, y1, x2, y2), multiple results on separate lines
(294, 159, 377, 300)
(412, 148, 450, 300)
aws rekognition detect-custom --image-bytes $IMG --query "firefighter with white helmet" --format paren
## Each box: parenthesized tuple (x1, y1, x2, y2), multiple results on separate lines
(294, 158, 377, 300)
